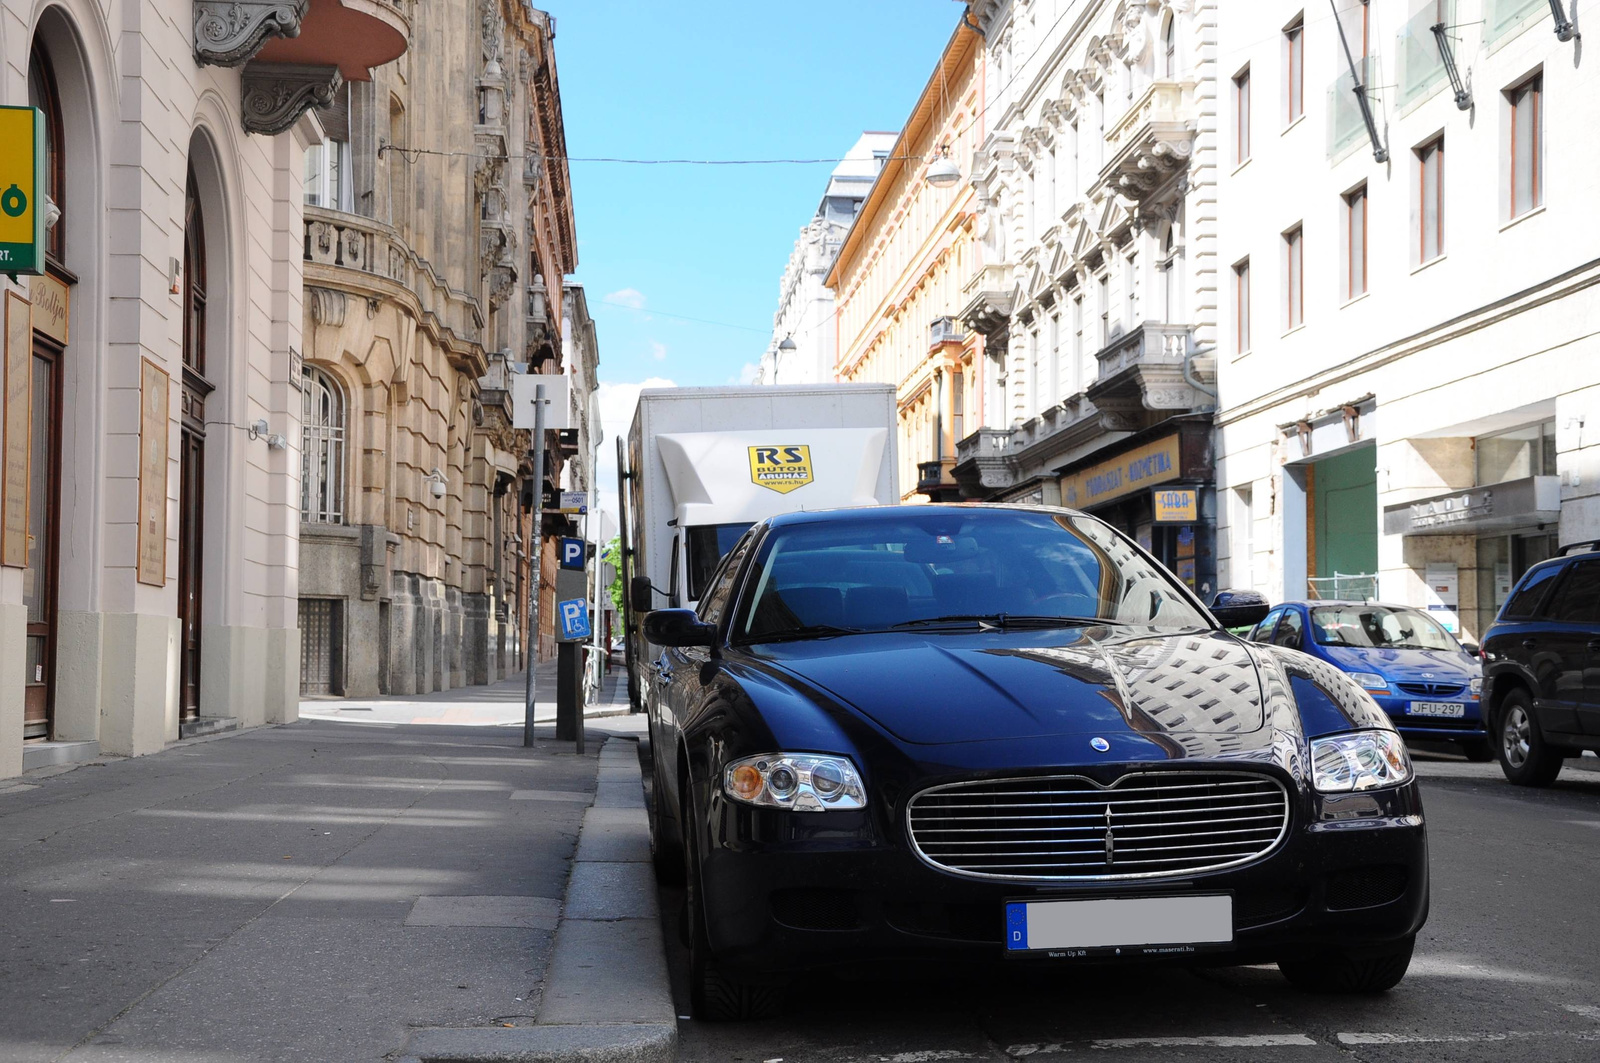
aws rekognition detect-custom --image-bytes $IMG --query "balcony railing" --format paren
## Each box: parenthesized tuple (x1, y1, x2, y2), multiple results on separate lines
(1095, 323, 1194, 381)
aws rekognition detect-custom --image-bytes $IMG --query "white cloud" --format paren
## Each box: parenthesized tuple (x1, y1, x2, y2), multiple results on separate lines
(593, 376, 676, 530)
(604, 287, 646, 310)
(649, 340, 668, 361)
(733, 361, 761, 385)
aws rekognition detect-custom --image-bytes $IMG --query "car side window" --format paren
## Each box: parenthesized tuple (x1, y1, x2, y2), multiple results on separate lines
(1272, 609, 1304, 649)
(1503, 565, 1560, 618)
(698, 534, 754, 628)
(1250, 607, 1283, 642)
(1541, 560, 1600, 625)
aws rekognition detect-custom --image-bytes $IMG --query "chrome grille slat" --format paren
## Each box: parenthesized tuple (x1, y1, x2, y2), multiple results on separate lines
(906, 771, 1291, 882)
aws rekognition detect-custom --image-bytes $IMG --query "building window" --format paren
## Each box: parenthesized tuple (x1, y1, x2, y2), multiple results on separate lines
(1029, 329, 1044, 416)
(27, 45, 65, 262)
(1284, 226, 1303, 330)
(1343, 185, 1367, 300)
(1123, 253, 1137, 330)
(1098, 274, 1110, 348)
(1048, 313, 1062, 403)
(1159, 226, 1183, 322)
(301, 367, 347, 524)
(952, 369, 965, 442)
(1417, 136, 1444, 262)
(304, 140, 352, 211)
(1233, 258, 1251, 354)
(1508, 72, 1542, 218)
(1072, 295, 1085, 393)
(1233, 68, 1251, 165)
(1285, 16, 1304, 125)
(1162, 15, 1177, 78)
(1233, 486, 1255, 589)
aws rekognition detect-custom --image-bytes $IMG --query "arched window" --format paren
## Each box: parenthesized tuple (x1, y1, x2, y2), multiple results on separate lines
(1162, 15, 1178, 79)
(27, 44, 65, 262)
(301, 368, 347, 523)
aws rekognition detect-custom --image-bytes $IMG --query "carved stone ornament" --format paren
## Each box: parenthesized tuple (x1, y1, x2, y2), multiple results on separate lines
(241, 62, 343, 136)
(194, 0, 309, 68)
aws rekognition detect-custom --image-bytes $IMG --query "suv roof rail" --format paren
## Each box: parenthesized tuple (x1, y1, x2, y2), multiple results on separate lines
(1559, 539, 1600, 556)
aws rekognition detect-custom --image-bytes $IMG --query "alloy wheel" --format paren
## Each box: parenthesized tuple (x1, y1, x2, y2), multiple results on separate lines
(1502, 705, 1531, 768)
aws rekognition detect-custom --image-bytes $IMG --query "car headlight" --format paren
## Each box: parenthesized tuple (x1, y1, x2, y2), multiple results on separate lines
(1469, 677, 1483, 697)
(723, 753, 866, 812)
(1311, 731, 1413, 793)
(1347, 671, 1390, 693)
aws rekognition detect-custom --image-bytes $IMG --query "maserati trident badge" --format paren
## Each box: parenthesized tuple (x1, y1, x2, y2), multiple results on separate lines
(1090, 736, 1111, 752)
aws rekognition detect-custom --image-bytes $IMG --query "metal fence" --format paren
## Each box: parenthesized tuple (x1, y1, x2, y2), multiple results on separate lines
(1306, 573, 1378, 602)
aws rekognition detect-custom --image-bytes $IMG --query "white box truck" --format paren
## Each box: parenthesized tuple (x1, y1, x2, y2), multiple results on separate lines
(617, 384, 899, 708)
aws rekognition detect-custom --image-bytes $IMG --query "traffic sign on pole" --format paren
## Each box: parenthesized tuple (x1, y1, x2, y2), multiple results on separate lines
(559, 536, 585, 570)
(557, 597, 592, 642)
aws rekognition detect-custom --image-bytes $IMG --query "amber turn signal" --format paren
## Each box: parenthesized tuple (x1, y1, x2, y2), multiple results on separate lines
(728, 764, 764, 801)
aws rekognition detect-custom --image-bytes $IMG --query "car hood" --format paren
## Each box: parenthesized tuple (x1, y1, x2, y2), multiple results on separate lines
(752, 626, 1267, 749)
(1318, 644, 1478, 681)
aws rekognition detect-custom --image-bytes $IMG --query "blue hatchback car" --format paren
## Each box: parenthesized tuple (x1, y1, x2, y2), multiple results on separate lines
(1248, 601, 1491, 760)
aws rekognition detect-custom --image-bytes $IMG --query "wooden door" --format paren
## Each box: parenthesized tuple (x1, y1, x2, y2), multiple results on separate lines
(22, 338, 62, 738)
(177, 171, 210, 721)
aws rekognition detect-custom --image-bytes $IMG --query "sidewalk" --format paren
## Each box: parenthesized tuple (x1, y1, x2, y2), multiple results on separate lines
(299, 658, 634, 728)
(0, 688, 665, 1061)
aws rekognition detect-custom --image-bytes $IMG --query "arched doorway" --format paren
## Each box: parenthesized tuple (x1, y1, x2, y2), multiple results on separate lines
(178, 169, 213, 720)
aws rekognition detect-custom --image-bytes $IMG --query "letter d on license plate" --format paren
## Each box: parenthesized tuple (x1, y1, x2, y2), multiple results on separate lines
(1005, 895, 1232, 953)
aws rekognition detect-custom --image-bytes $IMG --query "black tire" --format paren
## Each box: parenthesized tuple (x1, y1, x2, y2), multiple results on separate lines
(1495, 688, 1563, 787)
(1460, 737, 1495, 763)
(683, 790, 783, 1022)
(1278, 935, 1415, 994)
(647, 749, 685, 885)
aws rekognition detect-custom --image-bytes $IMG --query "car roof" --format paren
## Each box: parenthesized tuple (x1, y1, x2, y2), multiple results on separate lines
(759, 502, 1088, 529)
(1277, 600, 1424, 610)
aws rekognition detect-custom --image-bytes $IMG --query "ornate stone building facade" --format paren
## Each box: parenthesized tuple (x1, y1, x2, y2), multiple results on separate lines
(0, 0, 411, 777)
(296, 0, 583, 697)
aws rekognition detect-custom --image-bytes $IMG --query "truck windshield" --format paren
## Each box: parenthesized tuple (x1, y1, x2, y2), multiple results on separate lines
(686, 522, 754, 602)
(733, 508, 1209, 642)
(1310, 605, 1459, 651)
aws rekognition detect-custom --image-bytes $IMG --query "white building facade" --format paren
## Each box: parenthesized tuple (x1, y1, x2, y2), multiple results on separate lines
(1214, 0, 1600, 641)
(758, 131, 896, 385)
(0, 0, 410, 776)
(957, 0, 1223, 596)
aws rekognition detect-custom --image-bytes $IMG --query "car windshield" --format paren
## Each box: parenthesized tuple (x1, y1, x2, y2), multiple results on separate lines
(733, 509, 1209, 643)
(1309, 605, 1459, 651)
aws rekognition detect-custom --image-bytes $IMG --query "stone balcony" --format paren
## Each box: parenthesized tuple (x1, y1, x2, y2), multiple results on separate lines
(916, 457, 960, 501)
(951, 427, 1018, 497)
(303, 205, 485, 367)
(1100, 80, 1197, 201)
(1087, 322, 1210, 421)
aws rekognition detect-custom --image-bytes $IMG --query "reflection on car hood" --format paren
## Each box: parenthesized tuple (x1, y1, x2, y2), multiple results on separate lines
(1319, 644, 1477, 680)
(754, 627, 1266, 751)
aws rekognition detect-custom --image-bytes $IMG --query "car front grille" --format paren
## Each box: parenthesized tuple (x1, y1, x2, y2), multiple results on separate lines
(1396, 681, 1466, 698)
(906, 771, 1290, 882)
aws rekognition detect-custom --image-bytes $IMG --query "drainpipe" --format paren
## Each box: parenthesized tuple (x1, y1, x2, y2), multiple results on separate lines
(1183, 342, 1218, 411)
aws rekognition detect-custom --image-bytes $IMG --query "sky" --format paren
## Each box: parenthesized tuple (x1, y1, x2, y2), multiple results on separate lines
(551, 1, 964, 519)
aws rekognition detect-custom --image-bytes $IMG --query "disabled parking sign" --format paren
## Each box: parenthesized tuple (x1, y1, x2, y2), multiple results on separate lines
(557, 597, 591, 642)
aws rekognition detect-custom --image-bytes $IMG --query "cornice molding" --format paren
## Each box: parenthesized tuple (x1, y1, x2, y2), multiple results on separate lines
(241, 62, 342, 136)
(193, 0, 308, 67)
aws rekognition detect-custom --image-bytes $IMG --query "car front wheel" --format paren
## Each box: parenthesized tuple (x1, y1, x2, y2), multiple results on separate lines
(1278, 935, 1414, 993)
(683, 790, 782, 1021)
(1495, 689, 1563, 787)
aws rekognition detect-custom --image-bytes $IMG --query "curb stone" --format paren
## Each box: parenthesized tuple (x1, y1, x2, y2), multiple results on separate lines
(401, 736, 677, 1063)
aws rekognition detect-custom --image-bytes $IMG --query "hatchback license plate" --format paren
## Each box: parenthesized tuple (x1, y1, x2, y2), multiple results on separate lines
(1005, 895, 1232, 953)
(1408, 700, 1465, 718)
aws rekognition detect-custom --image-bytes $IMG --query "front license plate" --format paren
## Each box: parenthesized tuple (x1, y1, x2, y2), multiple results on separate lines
(1408, 700, 1466, 718)
(1004, 895, 1232, 954)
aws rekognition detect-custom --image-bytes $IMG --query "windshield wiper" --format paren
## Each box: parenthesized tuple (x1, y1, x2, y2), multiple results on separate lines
(743, 624, 866, 644)
(888, 614, 1108, 631)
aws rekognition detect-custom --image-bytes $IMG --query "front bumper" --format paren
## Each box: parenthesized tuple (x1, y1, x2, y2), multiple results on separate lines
(1370, 693, 1486, 742)
(698, 781, 1428, 976)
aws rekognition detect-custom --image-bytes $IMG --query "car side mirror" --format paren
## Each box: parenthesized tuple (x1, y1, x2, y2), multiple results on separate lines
(1460, 640, 1481, 658)
(1209, 589, 1271, 629)
(630, 575, 654, 614)
(643, 608, 717, 648)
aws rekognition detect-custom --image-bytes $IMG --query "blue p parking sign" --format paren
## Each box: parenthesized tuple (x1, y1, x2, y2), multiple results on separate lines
(558, 598, 591, 642)
(559, 537, 585, 570)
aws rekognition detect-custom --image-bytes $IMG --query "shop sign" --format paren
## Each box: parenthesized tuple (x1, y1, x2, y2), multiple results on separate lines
(748, 445, 813, 494)
(1152, 487, 1198, 524)
(137, 359, 170, 586)
(1060, 434, 1181, 510)
(0, 106, 45, 277)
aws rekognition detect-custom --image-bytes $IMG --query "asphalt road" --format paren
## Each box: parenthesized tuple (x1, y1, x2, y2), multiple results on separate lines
(666, 751, 1600, 1063)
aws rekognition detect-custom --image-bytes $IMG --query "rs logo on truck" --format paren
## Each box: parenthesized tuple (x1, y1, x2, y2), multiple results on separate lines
(748, 445, 814, 494)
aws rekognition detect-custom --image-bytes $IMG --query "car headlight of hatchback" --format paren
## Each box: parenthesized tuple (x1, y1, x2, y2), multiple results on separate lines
(1347, 671, 1390, 693)
(1469, 677, 1483, 697)
(723, 753, 866, 812)
(1311, 730, 1413, 793)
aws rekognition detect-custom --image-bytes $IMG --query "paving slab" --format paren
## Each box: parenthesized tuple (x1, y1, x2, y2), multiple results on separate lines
(510, 790, 594, 804)
(538, 918, 676, 1026)
(562, 861, 658, 920)
(571, 806, 651, 863)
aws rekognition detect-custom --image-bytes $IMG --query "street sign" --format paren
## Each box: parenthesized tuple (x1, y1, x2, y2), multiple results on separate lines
(557, 597, 592, 642)
(559, 491, 588, 514)
(511, 373, 571, 430)
(0, 106, 45, 277)
(559, 536, 585, 570)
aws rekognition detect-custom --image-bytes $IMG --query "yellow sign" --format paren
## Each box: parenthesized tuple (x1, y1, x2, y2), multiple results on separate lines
(1059, 434, 1182, 510)
(1152, 487, 1198, 523)
(748, 445, 814, 494)
(0, 106, 45, 276)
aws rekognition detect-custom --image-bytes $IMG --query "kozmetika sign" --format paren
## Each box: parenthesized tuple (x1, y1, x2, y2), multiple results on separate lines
(0, 106, 45, 277)
(1059, 434, 1182, 510)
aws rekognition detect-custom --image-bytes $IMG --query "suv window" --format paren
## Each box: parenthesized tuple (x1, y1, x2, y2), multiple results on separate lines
(1502, 564, 1561, 618)
(1541, 559, 1600, 625)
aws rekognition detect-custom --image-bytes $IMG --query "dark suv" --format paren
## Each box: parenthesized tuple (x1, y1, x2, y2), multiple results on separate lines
(1481, 544, 1600, 786)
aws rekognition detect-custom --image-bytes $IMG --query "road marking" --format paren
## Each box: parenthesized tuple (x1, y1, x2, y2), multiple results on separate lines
(1338, 1033, 1507, 1045)
(1565, 1004, 1600, 1021)
(1408, 955, 1569, 984)
(1089, 1035, 1317, 1049)
(877, 1053, 975, 1062)
(1564, 820, 1600, 829)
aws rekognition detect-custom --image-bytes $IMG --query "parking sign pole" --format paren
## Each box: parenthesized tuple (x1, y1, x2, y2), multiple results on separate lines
(523, 383, 546, 748)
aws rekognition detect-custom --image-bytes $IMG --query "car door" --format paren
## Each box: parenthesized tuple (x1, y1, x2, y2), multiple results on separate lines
(1524, 559, 1600, 735)
(1271, 607, 1307, 652)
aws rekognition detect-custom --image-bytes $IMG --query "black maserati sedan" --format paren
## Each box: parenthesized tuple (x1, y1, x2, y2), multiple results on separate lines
(639, 505, 1428, 1020)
